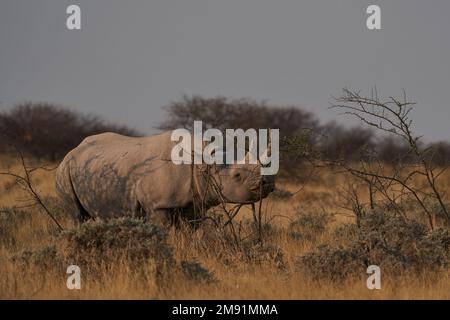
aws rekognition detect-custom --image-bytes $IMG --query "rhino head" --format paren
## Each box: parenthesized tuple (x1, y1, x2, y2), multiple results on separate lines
(209, 163, 275, 204)
(196, 131, 276, 204)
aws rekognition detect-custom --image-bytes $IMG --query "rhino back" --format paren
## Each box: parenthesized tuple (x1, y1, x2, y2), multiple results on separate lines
(65, 131, 179, 218)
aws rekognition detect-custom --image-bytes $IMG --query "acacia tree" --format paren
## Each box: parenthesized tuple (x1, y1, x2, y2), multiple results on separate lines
(331, 88, 450, 229)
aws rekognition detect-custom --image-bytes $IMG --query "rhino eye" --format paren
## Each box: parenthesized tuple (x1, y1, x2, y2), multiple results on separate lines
(234, 172, 241, 179)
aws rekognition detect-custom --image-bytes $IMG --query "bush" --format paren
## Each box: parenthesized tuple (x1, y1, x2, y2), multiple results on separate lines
(245, 243, 286, 270)
(158, 95, 319, 137)
(180, 260, 215, 283)
(319, 122, 375, 162)
(159, 95, 320, 174)
(14, 218, 175, 275)
(0, 102, 140, 160)
(298, 211, 450, 281)
(288, 208, 333, 241)
(14, 245, 62, 271)
(12, 218, 220, 284)
(62, 218, 173, 263)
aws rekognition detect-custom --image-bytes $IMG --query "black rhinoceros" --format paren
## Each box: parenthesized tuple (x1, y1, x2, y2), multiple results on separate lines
(55, 131, 274, 225)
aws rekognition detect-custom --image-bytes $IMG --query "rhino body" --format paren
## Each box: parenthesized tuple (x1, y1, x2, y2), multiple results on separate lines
(55, 131, 274, 225)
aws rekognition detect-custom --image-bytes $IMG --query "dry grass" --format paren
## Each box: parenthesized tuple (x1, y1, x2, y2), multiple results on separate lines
(0, 155, 449, 299)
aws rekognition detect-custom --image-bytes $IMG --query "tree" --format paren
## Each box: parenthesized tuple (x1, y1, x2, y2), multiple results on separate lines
(0, 102, 140, 161)
(331, 88, 450, 229)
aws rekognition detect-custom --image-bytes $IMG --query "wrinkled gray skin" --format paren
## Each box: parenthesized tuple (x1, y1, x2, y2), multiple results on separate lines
(55, 131, 275, 226)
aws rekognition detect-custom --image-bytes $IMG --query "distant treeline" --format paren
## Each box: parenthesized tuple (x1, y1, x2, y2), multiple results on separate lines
(159, 95, 450, 167)
(0, 102, 140, 161)
(1, 97, 450, 166)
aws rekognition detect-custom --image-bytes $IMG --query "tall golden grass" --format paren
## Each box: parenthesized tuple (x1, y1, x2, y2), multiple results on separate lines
(0, 155, 449, 299)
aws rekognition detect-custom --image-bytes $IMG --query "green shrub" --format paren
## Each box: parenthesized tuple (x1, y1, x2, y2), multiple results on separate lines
(13, 245, 63, 271)
(60, 218, 174, 267)
(180, 260, 215, 283)
(298, 211, 450, 280)
(289, 208, 333, 241)
(13, 218, 175, 276)
(12, 218, 219, 284)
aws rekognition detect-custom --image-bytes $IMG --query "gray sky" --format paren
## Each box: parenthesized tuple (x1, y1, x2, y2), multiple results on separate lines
(1, 0, 450, 141)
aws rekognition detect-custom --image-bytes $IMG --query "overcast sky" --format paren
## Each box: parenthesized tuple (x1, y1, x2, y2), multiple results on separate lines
(1, 0, 449, 141)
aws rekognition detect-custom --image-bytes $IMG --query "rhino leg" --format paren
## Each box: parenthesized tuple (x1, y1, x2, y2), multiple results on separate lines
(146, 207, 171, 227)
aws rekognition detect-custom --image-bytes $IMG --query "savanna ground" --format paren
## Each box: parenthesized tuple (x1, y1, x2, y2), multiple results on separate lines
(0, 154, 449, 299)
